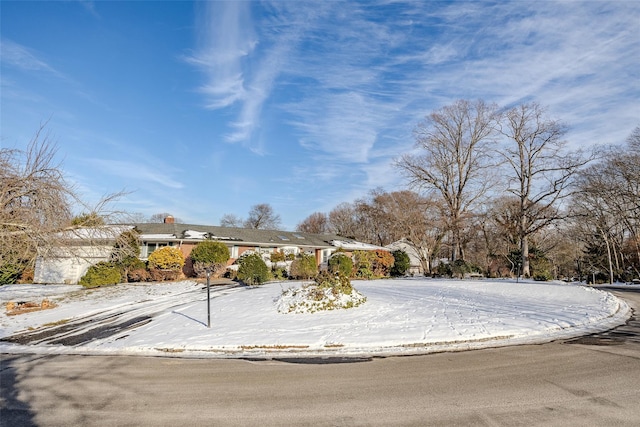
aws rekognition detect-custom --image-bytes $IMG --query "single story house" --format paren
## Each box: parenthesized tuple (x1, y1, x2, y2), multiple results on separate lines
(34, 217, 387, 284)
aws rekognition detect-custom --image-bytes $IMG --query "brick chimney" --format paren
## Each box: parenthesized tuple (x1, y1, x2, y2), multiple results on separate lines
(164, 215, 175, 224)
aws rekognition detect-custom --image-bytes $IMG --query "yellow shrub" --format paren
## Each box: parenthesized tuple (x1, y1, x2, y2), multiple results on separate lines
(148, 246, 184, 271)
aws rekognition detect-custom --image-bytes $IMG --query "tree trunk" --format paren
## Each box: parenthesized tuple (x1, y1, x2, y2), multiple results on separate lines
(601, 228, 614, 285)
(521, 236, 530, 278)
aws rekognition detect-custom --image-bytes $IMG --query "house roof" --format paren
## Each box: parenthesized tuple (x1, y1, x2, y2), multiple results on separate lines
(130, 223, 355, 249)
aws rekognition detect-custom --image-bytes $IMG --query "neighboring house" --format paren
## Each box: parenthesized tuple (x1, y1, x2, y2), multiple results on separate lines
(34, 225, 134, 285)
(133, 217, 377, 270)
(385, 239, 426, 276)
(34, 216, 387, 284)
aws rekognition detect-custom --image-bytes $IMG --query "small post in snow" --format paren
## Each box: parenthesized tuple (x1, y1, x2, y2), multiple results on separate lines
(206, 268, 211, 328)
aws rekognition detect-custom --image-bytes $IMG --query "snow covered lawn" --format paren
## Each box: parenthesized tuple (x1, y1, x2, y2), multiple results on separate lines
(0, 278, 631, 358)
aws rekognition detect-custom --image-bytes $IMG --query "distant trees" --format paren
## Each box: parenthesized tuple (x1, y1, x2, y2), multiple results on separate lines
(572, 127, 640, 283)
(220, 213, 243, 228)
(296, 212, 330, 234)
(220, 204, 281, 230)
(148, 213, 183, 223)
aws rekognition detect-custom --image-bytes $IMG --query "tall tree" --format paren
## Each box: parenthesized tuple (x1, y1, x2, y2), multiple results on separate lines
(498, 102, 592, 277)
(296, 212, 330, 234)
(396, 99, 497, 261)
(243, 203, 281, 230)
(573, 127, 640, 282)
(328, 202, 360, 239)
(371, 190, 445, 274)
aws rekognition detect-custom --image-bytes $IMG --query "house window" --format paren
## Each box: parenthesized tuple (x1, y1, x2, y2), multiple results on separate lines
(142, 242, 170, 258)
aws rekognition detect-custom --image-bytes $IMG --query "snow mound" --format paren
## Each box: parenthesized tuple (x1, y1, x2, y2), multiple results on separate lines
(276, 282, 367, 314)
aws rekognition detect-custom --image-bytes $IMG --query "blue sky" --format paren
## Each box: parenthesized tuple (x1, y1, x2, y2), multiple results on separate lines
(2, 1, 639, 230)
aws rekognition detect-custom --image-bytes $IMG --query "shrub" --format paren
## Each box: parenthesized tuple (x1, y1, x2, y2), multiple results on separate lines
(328, 253, 353, 277)
(189, 241, 230, 278)
(18, 268, 34, 284)
(390, 250, 410, 277)
(111, 230, 141, 262)
(237, 253, 270, 285)
(372, 250, 394, 277)
(353, 251, 375, 279)
(437, 259, 481, 278)
(270, 250, 286, 263)
(148, 246, 184, 272)
(289, 253, 318, 279)
(79, 262, 121, 288)
(0, 263, 23, 285)
(277, 272, 366, 314)
(148, 268, 179, 281)
(128, 268, 151, 282)
(272, 267, 287, 281)
(315, 271, 354, 296)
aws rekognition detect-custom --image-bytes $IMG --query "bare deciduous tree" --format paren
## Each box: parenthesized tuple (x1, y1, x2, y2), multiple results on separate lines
(498, 102, 592, 277)
(0, 125, 127, 283)
(296, 212, 330, 234)
(220, 213, 243, 228)
(396, 99, 498, 261)
(573, 126, 640, 282)
(243, 203, 281, 230)
(328, 203, 360, 239)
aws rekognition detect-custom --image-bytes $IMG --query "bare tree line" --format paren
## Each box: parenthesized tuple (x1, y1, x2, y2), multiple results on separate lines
(298, 100, 638, 282)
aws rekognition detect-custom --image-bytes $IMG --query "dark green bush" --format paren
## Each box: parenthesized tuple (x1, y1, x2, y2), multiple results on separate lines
(289, 253, 318, 279)
(390, 250, 410, 277)
(190, 241, 230, 277)
(237, 253, 270, 285)
(328, 253, 353, 277)
(79, 262, 121, 288)
(190, 241, 230, 264)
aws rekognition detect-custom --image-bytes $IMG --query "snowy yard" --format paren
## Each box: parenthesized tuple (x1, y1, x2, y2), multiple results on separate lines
(0, 278, 631, 358)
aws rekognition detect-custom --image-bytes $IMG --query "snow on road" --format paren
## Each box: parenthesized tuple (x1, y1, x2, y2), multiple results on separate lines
(0, 278, 631, 358)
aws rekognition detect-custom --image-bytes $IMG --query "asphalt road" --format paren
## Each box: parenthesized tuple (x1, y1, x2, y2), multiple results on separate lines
(2, 288, 639, 426)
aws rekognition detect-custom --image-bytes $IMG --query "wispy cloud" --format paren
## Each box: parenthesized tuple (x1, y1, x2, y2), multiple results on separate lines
(86, 159, 184, 190)
(0, 39, 59, 74)
(185, 2, 255, 108)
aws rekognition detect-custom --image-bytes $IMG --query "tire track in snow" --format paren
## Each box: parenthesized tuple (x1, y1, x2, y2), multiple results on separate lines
(1, 284, 243, 346)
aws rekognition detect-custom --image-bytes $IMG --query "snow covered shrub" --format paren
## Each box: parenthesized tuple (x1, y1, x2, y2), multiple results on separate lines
(237, 253, 270, 285)
(390, 250, 410, 277)
(148, 246, 184, 272)
(276, 272, 366, 314)
(289, 253, 318, 279)
(189, 241, 230, 278)
(328, 253, 353, 277)
(79, 262, 121, 288)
